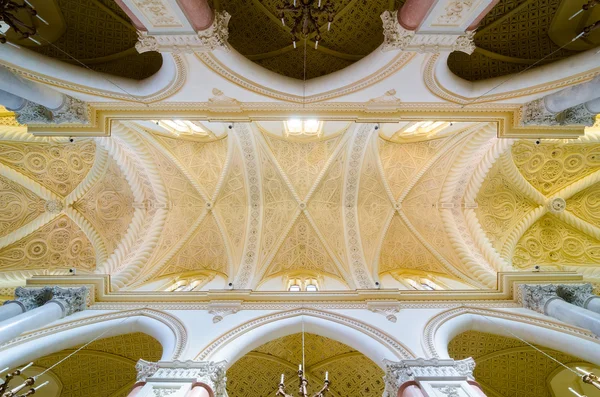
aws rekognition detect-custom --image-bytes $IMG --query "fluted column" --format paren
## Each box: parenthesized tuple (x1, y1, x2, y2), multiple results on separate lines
(556, 284, 600, 315)
(0, 286, 52, 322)
(521, 284, 600, 337)
(0, 287, 87, 345)
(383, 358, 485, 397)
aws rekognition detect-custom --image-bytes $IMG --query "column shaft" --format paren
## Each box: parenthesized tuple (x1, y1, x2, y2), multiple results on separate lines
(0, 66, 64, 110)
(400, 384, 425, 397)
(0, 89, 25, 110)
(0, 301, 64, 345)
(586, 297, 600, 315)
(546, 298, 600, 337)
(127, 382, 145, 397)
(186, 385, 211, 397)
(545, 75, 600, 113)
(0, 302, 25, 323)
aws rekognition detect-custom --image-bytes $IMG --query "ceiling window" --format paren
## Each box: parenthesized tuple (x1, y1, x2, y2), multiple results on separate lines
(289, 284, 301, 292)
(284, 119, 323, 137)
(154, 120, 208, 136)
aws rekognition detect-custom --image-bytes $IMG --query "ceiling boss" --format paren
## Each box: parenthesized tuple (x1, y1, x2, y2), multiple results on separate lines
(277, 0, 335, 49)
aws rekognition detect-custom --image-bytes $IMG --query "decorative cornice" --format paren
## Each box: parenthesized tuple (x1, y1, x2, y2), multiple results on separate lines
(136, 359, 228, 397)
(383, 358, 475, 397)
(381, 11, 475, 54)
(136, 11, 231, 54)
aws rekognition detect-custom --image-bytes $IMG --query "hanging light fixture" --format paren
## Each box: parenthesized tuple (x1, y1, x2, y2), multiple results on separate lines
(277, 0, 335, 49)
(276, 317, 330, 397)
(0, 0, 48, 45)
(0, 363, 49, 397)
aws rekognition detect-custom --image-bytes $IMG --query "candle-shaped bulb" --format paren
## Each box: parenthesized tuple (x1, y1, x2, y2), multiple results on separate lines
(318, 0, 322, 7)
(294, 0, 296, 5)
(35, 381, 49, 391)
(19, 363, 33, 372)
(328, 21, 331, 31)
(0, 367, 9, 375)
(293, 40, 297, 49)
(299, 364, 302, 371)
(315, 40, 319, 49)
(576, 367, 591, 376)
(280, 374, 284, 384)
(325, 371, 329, 381)
(281, 18, 285, 26)
(568, 387, 585, 397)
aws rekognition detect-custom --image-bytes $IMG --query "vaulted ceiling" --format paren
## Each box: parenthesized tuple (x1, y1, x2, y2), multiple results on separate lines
(0, 115, 599, 290)
(212, 0, 404, 79)
(448, 0, 598, 81)
(448, 331, 597, 397)
(227, 333, 384, 397)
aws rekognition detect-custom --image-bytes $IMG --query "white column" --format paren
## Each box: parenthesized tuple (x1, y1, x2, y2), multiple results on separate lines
(521, 284, 600, 337)
(127, 382, 146, 397)
(0, 286, 53, 323)
(0, 286, 87, 346)
(0, 66, 64, 110)
(0, 301, 65, 345)
(556, 284, 600, 315)
(544, 75, 600, 113)
(0, 89, 25, 110)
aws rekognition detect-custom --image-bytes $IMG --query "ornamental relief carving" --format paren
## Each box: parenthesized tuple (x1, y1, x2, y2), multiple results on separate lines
(0, 175, 46, 238)
(0, 215, 95, 271)
(0, 141, 96, 197)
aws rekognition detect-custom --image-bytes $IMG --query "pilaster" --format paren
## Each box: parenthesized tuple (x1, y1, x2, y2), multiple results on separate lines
(136, 359, 228, 397)
(383, 358, 477, 397)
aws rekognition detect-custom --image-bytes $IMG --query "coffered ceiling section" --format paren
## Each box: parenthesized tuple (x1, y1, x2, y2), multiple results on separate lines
(448, 0, 584, 81)
(227, 333, 384, 397)
(211, 0, 404, 79)
(7, 0, 162, 79)
(2, 118, 600, 290)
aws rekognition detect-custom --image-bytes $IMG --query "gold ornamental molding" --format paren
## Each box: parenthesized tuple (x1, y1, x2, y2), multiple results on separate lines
(24, 102, 585, 139)
(24, 271, 585, 308)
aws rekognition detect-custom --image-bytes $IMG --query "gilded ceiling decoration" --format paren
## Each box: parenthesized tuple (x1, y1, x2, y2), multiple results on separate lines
(212, 0, 404, 79)
(448, 0, 579, 81)
(448, 330, 590, 397)
(475, 139, 600, 271)
(226, 333, 385, 397)
(35, 332, 162, 397)
(26, 0, 162, 79)
(2, 121, 600, 290)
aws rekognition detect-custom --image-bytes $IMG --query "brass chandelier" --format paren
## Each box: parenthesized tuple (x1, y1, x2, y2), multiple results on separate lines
(277, 0, 334, 49)
(0, 364, 49, 397)
(276, 366, 330, 397)
(0, 0, 47, 45)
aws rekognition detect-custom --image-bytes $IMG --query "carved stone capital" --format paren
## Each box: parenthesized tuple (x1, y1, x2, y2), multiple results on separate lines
(521, 98, 559, 126)
(208, 300, 242, 323)
(556, 103, 597, 126)
(367, 301, 401, 323)
(556, 283, 596, 308)
(519, 284, 561, 314)
(14, 100, 53, 125)
(51, 95, 90, 124)
(137, 360, 228, 397)
(383, 358, 475, 397)
(5, 286, 53, 311)
(50, 286, 89, 316)
(381, 11, 475, 54)
(136, 11, 231, 54)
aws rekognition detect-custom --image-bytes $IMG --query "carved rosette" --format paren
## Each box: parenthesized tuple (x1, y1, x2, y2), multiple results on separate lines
(557, 103, 597, 126)
(137, 360, 228, 397)
(50, 286, 89, 316)
(521, 98, 559, 126)
(546, 197, 566, 214)
(14, 100, 53, 125)
(44, 200, 64, 214)
(52, 95, 90, 124)
(519, 284, 560, 314)
(380, 10, 475, 54)
(6, 286, 53, 311)
(556, 283, 596, 308)
(383, 358, 475, 397)
(136, 11, 231, 54)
